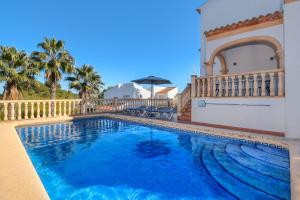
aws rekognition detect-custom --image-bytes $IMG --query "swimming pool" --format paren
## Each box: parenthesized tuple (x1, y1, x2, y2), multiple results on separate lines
(17, 117, 290, 200)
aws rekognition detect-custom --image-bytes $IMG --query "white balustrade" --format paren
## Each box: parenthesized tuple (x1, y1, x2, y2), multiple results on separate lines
(193, 69, 285, 98)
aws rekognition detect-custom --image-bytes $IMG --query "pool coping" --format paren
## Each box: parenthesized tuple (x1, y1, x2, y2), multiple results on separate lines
(0, 113, 299, 200)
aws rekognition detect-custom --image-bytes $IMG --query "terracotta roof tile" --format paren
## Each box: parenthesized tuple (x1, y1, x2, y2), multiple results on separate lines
(204, 11, 283, 38)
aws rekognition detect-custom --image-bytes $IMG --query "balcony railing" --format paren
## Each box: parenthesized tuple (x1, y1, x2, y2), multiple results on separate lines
(0, 98, 173, 121)
(191, 69, 284, 98)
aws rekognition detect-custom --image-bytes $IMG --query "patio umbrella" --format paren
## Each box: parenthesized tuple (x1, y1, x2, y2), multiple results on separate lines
(131, 76, 172, 104)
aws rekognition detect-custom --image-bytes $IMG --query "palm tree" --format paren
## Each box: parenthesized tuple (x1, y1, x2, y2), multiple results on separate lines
(0, 46, 38, 100)
(31, 38, 75, 101)
(65, 64, 103, 99)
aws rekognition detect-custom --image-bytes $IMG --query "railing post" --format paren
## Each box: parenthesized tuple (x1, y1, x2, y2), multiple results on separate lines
(278, 71, 284, 97)
(202, 79, 206, 97)
(191, 75, 196, 98)
(3, 102, 8, 121)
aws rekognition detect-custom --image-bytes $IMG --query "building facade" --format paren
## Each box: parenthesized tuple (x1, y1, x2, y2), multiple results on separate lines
(178, 0, 300, 138)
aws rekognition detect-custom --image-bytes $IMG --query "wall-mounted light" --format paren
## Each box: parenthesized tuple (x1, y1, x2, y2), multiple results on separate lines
(270, 56, 275, 61)
(233, 62, 237, 66)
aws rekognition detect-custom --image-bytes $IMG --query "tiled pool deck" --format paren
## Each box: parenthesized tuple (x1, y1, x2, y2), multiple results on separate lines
(0, 113, 299, 200)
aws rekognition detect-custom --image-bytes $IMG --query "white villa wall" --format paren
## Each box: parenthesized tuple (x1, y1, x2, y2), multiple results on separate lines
(192, 98, 286, 133)
(199, 0, 284, 76)
(104, 83, 150, 99)
(200, 0, 282, 32)
(213, 44, 277, 75)
(284, 1, 300, 138)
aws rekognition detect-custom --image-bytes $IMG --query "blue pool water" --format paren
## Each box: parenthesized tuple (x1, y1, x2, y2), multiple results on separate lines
(17, 117, 290, 200)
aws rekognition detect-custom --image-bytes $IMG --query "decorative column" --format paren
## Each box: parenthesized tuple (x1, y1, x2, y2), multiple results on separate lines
(197, 79, 201, 98)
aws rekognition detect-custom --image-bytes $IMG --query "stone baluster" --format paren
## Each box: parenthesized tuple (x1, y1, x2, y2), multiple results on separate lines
(68, 101, 72, 115)
(197, 78, 201, 97)
(53, 101, 57, 117)
(30, 102, 35, 119)
(3, 103, 8, 121)
(278, 71, 284, 97)
(10, 102, 15, 120)
(18, 102, 22, 120)
(261, 73, 266, 97)
(42, 102, 46, 118)
(202, 79, 206, 97)
(245, 75, 250, 96)
(233, 76, 238, 97)
(269, 72, 275, 97)
(48, 102, 51, 117)
(24, 102, 28, 119)
(218, 77, 223, 97)
(207, 78, 211, 97)
(253, 74, 258, 97)
(212, 77, 216, 97)
(63, 101, 67, 116)
(225, 76, 229, 97)
(57, 101, 61, 116)
(191, 75, 196, 98)
(238, 76, 243, 97)
(36, 102, 40, 118)
(73, 101, 77, 115)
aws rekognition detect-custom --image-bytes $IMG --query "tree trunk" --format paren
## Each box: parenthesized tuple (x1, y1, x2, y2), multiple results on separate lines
(50, 82, 57, 115)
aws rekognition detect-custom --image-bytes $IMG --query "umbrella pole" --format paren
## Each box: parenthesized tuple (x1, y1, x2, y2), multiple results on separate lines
(151, 83, 153, 107)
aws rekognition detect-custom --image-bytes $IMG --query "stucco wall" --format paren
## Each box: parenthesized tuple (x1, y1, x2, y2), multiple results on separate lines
(284, 1, 300, 138)
(104, 83, 150, 99)
(200, 0, 282, 32)
(191, 98, 286, 133)
(199, 0, 283, 76)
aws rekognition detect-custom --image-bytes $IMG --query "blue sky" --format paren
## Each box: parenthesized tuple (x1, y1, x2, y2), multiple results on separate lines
(0, 0, 206, 92)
